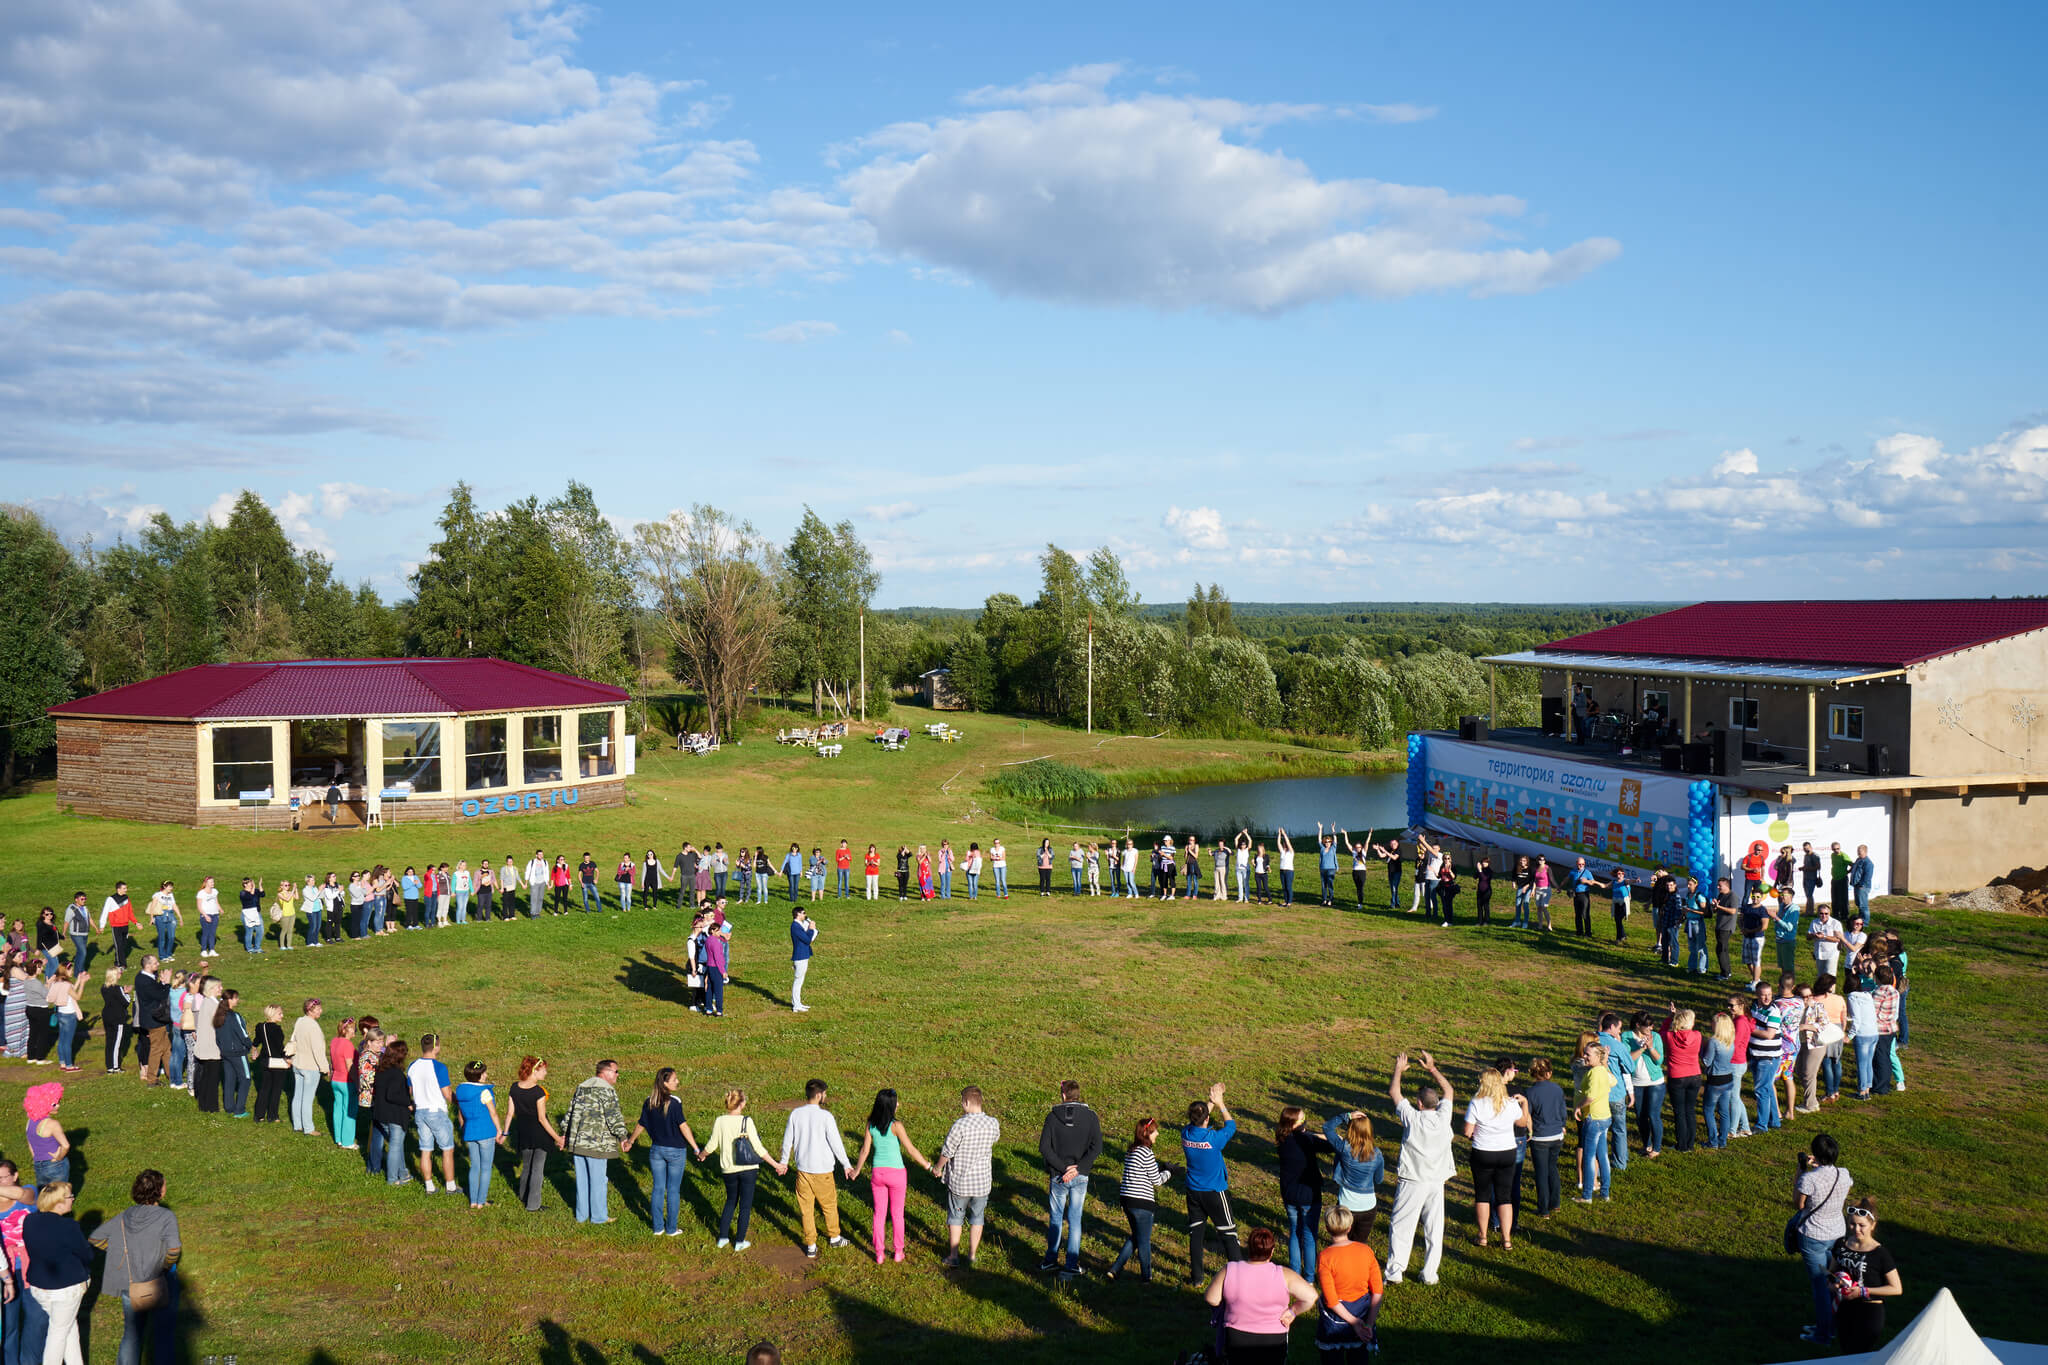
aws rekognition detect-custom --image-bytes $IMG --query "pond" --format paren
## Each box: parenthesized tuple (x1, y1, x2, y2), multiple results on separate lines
(1046, 771, 1411, 842)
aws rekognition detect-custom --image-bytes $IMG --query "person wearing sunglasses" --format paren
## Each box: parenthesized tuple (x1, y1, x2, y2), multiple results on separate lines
(1828, 1199, 1900, 1351)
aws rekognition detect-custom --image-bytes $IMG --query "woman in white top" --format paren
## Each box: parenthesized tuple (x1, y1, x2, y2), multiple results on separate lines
(1212, 841, 1229, 900)
(1233, 831, 1251, 902)
(453, 861, 473, 923)
(1462, 1068, 1530, 1249)
(194, 876, 222, 958)
(989, 841, 1008, 898)
(1275, 829, 1296, 905)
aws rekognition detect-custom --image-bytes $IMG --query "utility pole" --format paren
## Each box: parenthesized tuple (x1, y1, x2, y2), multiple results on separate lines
(859, 610, 867, 724)
(1086, 611, 1094, 735)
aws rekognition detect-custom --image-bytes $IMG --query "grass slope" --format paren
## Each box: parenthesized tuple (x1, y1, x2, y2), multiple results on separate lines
(0, 714, 2038, 1364)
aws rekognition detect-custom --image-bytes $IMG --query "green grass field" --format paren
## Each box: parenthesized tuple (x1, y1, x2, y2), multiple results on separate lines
(0, 712, 2041, 1364)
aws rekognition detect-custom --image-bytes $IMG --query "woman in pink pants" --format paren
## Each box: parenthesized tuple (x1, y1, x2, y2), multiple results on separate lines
(848, 1088, 934, 1263)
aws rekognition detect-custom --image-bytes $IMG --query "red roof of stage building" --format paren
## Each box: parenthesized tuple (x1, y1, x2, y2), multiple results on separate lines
(1541, 600, 2048, 669)
(49, 659, 629, 721)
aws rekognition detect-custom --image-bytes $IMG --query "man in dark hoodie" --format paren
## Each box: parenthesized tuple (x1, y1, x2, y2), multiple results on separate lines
(133, 957, 171, 1085)
(1036, 1079, 1103, 1278)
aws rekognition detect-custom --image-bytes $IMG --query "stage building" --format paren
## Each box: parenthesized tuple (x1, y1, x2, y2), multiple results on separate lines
(50, 658, 632, 829)
(1411, 599, 2048, 893)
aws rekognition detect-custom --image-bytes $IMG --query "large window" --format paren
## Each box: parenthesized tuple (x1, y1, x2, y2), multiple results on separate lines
(465, 718, 509, 790)
(523, 714, 563, 785)
(578, 710, 617, 778)
(1829, 704, 1865, 742)
(1729, 698, 1760, 731)
(1643, 690, 1671, 717)
(212, 725, 274, 799)
(381, 721, 443, 794)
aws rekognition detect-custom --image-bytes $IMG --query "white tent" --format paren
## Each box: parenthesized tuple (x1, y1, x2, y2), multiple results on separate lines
(1773, 1288, 2048, 1365)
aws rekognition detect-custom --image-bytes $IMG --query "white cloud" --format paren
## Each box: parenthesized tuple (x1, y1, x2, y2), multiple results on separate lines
(886, 328, 913, 345)
(843, 78, 1617, 313)
(864, 501, 920, 523)
(1163, 505, 1230, 550)
(1361, 103, 1438, 124)
(1711, 448, 1759, 477)
(752, 320, 839, 344)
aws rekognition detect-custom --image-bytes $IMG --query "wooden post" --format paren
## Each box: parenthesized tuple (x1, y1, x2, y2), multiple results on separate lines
(1564, 669, 1573, 739)
(1487, 664, 1496, 730)
(858, 611, 866, 724)
(1086, 612, 1094, 735)
(1806, 686, 1817, 776)
(1683, 677, 1693, 739)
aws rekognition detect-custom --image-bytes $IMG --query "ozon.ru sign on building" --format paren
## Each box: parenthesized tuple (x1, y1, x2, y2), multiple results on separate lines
(461, 786, 581, 818)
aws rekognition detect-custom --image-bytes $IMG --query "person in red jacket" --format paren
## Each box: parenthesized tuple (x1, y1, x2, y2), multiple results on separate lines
(835, 841, 853, 899)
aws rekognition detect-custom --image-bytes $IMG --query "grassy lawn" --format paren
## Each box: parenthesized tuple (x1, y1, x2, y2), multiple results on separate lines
(0, 711, 2040, 1364)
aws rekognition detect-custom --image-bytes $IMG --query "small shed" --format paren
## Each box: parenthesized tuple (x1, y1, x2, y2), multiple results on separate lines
(918, 668, 964, 711)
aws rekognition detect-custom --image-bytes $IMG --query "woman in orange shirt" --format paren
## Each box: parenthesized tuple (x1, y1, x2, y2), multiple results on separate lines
(1314, 1206, 1384, 1361)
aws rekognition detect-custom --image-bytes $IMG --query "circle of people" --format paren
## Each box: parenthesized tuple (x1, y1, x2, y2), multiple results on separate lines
(0, 833, 1912, 1365)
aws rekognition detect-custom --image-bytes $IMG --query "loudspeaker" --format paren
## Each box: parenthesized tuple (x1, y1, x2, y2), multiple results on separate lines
(1867, 743, 1892, 777)
(1660, 744, 1684, 772)
(1681, 742, 1714, 775)
(1459, 715, 1489, 743)
(1713, 728, 1743, 777)
(1541, 696, 1565, 736)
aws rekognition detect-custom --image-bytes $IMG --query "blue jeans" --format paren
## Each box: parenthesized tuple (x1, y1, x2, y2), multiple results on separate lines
(809, 874, 824, 897)
(1387, 870, 1402, 909)
(1821, 1048, 1843, 1099)
(715, 872, 729, 899)
(243, 922, 263, 952)
(574, 1153, 609, 1222)
(1109, 1203, 1155, 1279)
(994, 867, 1008, 895)
(1752, 1059, 1782, 1130)
(154, 916, 176, 959)
(580, 882, 599, 912)
(1045, 1174, 1087, 1271)
(966, 873, 979, 900)
(381, 1121, 409, 1182)
(307, 906, 323, 942)
(705, 966, 725, 1015)
(1186, 869, 1200, 898)
(1319, 868, 1335, 904)
(1071, 867, 1083, 894)
(116, 1274, 177, 1365)
(1280, 870, 1294, 903)
(753, 876, 769, 905)
(650, 1145, 687, 1233)
(1852, 1035, 1877, 1093)
(837, 867, 850, 897)
(292, 1067, 321, 1133)
(1579, 1118, 1611, 1197)
(368, 1116, 387, 1174)
(55, 1011, 77, 1068)
(455, 891, 470, 922)
(169, 1028, 188, 1086)
(1704, 1080, 1737, 1146)
(787, 873, 800, 902)
(68, 933, 89, 969)
(467, 1139, 495, 1205)
(1896, 990, 1909, 1049)
(199, 917, 219, 953)
(939, 870, 952, 900)
(1687, 921, 1709, 973)
(1801, 1233, 1836, 1338)
(1512, 887, 1530, 928)
(1637, 1082, 1666, 1153)
(1284, 1202, 1318, 1280)
(4, 1266, 48, 1365)
(1608, 1089, 1629, 1169)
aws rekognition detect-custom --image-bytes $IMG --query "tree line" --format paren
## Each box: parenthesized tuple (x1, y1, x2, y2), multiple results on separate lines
(1, 486, 1651, 786)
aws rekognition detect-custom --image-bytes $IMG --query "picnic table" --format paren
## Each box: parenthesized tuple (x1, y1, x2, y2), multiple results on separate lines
(816, 743, 843, 758)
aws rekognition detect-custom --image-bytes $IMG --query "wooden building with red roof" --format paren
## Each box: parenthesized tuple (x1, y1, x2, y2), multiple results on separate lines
(1476, 599, 2048, 890)
(49, 658, 632, 829)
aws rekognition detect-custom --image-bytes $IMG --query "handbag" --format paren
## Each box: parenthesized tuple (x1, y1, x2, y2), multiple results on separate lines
(1819, 1022, 1845, 1046)
(1784, 1168, 1843, 1255)
(118, 1220, 166, 1310)
(729, 1121, 760, 1168)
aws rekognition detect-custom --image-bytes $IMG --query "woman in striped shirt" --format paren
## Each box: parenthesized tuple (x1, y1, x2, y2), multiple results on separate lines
(1106, 1117, 1172, 1282)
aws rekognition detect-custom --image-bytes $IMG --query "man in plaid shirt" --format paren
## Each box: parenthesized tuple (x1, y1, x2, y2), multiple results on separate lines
(935, 1085, 1001, 1268)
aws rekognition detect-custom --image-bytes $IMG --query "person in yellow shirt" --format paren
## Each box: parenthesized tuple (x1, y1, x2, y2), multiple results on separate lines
(274, 878, 299, 951)
(1572, 1041, 1613, 1203)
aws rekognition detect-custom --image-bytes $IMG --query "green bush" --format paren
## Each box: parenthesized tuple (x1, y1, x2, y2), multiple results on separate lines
(983, 759, 1112, 803)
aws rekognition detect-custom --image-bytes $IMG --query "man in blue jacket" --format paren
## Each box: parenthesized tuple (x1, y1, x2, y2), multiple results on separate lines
(789, 909, 817, 1013)
(1849, 845, 1875, 922)
(1180, 1081, 1240, 1283)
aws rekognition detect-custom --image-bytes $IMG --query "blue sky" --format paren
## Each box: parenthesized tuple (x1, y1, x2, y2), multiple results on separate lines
(4, 0, 2044, 605)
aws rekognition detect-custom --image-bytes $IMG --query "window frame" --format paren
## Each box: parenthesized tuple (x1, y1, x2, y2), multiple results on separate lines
(1828, 704, 1865, 742)
(380, 720, 444, 795)
(522, 714, 564, 785)
(1729, 698, 1760, 732)
(464, 717, 509, 791)
(577, 710, 617, 778)
(210, 724, 276, 799)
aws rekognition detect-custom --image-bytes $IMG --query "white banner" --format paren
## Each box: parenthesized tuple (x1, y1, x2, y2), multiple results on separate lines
(1419, 738, 1708, 883)
(1718, 791, 1892, 898)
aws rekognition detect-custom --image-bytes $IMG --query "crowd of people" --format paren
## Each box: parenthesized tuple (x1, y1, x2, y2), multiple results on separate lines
(0, 864, 1916, 1363)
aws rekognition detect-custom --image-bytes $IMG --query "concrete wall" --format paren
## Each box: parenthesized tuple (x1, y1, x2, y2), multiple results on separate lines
(1902, 789, 2048, 892)
(1908, 630, 2048, 777)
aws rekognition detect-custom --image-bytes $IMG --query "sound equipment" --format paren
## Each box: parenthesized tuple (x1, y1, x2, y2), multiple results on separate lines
(1681, 742, 1714, 775)
(1459, 715, 1489, 743)
(1713, 728, 1743, 777)
(1541, 696, 1565, 737)
(1867, 743, 1892, 777)
(1660, 744, 1684, 772)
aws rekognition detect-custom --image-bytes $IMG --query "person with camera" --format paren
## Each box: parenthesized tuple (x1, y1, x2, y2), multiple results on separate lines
(1791, 1134, 1854, 1344)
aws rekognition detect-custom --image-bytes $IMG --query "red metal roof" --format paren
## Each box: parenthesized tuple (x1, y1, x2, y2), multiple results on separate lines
(49, 659, 628, 721)
(1541, 600, 2048, 669)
